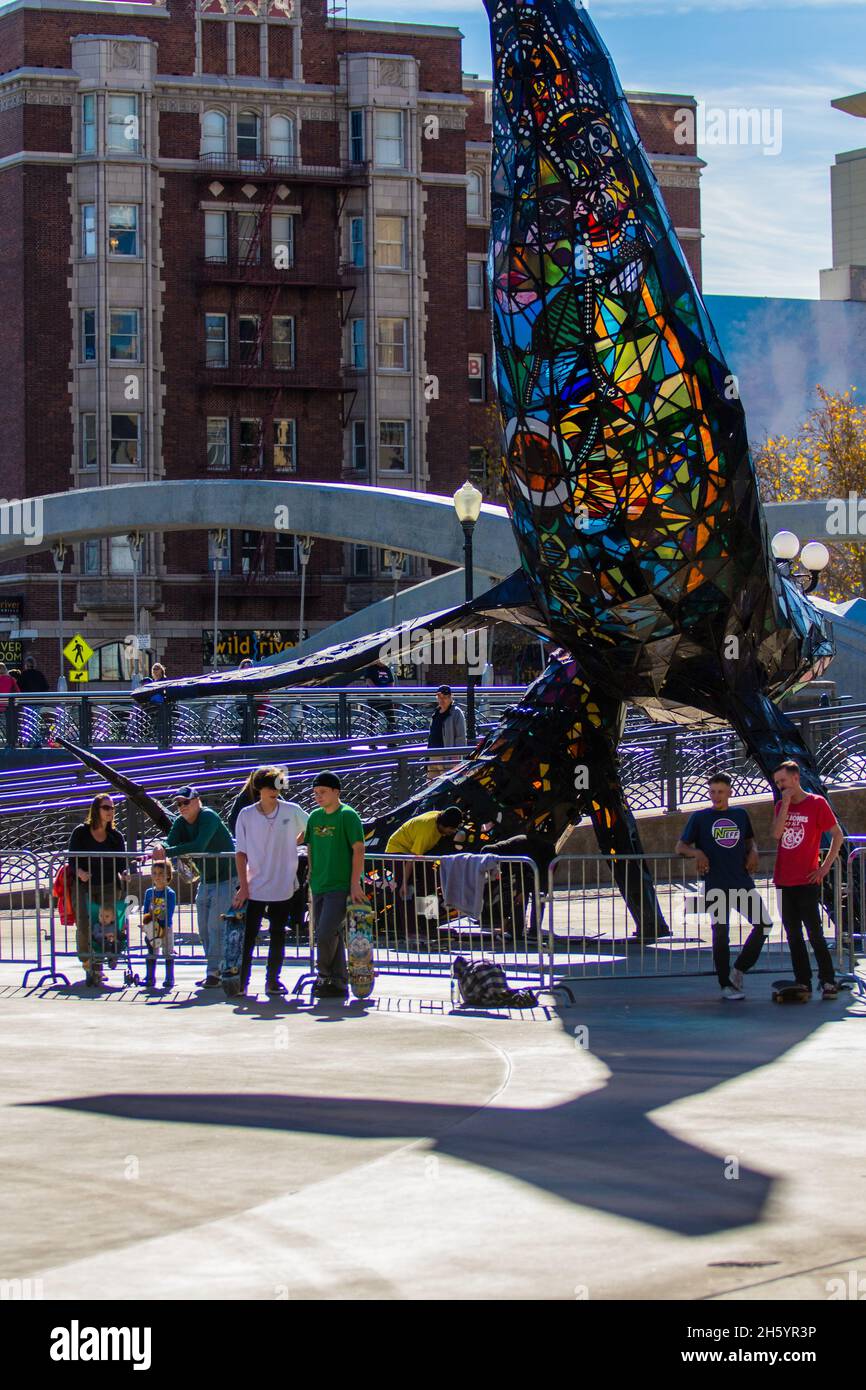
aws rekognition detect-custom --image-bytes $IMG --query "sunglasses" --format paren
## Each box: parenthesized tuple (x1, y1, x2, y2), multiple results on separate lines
(177, 798, 195, 807)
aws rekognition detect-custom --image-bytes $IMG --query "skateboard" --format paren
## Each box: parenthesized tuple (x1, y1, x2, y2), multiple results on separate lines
(771, 978, 810, 1004)
(346, 900, 377, 1000)
(221, 904, 246, 997)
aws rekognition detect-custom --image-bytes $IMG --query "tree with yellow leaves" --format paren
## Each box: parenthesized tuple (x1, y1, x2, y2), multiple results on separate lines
(754, 387, 866, 603)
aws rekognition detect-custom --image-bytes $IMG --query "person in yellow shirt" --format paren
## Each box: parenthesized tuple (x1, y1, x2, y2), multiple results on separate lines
(386, 807, 463, 901)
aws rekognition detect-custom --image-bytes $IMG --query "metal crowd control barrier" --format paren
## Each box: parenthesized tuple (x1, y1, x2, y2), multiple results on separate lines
(324, 852, 545, 989)
(545, 851, 858, 990)
(44, 850, 315, 988)
(0, 852, 48, 985)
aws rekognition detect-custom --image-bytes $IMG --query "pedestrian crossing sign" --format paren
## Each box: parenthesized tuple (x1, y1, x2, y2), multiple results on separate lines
(63, 634, 94, 670)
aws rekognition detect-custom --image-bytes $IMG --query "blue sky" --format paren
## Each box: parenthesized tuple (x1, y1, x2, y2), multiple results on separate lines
(352, 0, 866, 299)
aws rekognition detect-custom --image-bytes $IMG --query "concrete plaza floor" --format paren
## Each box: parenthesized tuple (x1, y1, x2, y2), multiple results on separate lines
(1, 957, 864, 1301)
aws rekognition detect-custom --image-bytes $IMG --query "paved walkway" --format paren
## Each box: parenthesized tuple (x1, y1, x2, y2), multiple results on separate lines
(1, 960, 864, 1300)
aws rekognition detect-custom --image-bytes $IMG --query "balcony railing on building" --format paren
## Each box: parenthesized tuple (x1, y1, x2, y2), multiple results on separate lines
(198, 153, 371, 184)
(199, 257, 361, 288)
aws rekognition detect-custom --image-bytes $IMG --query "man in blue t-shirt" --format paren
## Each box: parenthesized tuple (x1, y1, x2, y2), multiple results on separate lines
(676, 771, 773, 1000)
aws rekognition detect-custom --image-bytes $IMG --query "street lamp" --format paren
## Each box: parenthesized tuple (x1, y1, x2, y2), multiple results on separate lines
(297, 536, 314, 650)
(771, 532, 830, 596)
(51, 542, 68, 693)
(453, 480, 483, 742)
(210, 528, 228, 672)
(126, 531, 143, 688)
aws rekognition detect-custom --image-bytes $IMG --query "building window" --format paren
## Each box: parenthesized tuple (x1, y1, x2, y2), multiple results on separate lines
(469, 446, 487, 486)
(238, 212, 260, 265)
(107, 94, 139, 155)
(108, 204, 138, 256)
(204, 211, 227, 263)
(239, 419, 262, 471)
(110, 413, 140, 468)
(208, 531, 231, 573)
(469, 353, 486, 402)
(272, 317, 295, 369)
(353, 545, 371, 577)
(350, 216, 365, 268)
(80, 309, 97, 363)
(237, 110, 261, 161)
(83, 539, 100, 574)
(81, 204, 96, 258)
(241, 531, 261, 576)
(467, 170, 484, 219)
(468, 259, 485, 309)
(110, 535, 136, 574)
(201, 109, 227, 158)
(351, 318, 366, 370)
(375, 215, 407, 269)
(275, 533, 298, 573)
(269, 113, 294, 160)
(109, 310, 139, 362)
(239, 316, 262, 366)
(377, 317, 408, 371)
(374, 110, 404, 168)
(273, 418, 297, 472)
(81, 94, 96, 154)
(205, 313, 228, 367)
(351, 420, 367, 470)
(271, 212, 294, 269)
(206, 418, 230, 471)
(349, 109, 365, 163)
(379, 420, 408, 472)
(80, 413, 97, 470)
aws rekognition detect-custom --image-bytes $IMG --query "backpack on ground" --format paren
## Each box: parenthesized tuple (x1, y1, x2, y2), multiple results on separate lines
(452, 955, 538, 1009)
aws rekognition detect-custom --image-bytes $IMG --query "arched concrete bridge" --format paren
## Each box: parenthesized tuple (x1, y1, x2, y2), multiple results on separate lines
(0, 480, 856, 658)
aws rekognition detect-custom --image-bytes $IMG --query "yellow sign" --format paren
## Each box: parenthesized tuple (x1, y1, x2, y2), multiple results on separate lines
(68, 669, 89, 684)
(63, 635, 94, 669)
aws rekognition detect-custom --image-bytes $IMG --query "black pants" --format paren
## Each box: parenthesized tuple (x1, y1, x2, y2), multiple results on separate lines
(779, 884, 836, 988)
(241, 899, 292, 989)
(709, 888, 773, 989)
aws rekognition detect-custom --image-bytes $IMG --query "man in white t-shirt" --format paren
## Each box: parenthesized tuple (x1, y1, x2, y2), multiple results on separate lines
(233, 767, 309, 995)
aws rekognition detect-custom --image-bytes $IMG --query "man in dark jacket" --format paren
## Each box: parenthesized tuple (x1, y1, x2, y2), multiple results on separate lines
(427, 686, 467, 781)
(18, 656, 50, 693)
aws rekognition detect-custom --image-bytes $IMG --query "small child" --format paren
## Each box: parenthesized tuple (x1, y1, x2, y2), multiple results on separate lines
(142, 859, 177, 990)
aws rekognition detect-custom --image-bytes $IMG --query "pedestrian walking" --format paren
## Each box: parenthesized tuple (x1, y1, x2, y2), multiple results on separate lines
(676, 772, 773, 1000)
(0, 662, 20, 712)
(153, 786, 234, 989)
(301, 772, 366, 1000)
(68, 794, 129, 987)
(17, 656, 49, 693)
(771, 760, 844, 998)
(233, 768, 308, 996)
(426, 685, 467, 782)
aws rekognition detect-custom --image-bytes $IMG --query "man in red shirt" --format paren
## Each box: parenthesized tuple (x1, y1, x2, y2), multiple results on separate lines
(772, 760, 844, 998)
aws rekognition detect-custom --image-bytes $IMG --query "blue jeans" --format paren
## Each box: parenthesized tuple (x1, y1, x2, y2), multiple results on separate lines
(196, 879, 234, 977)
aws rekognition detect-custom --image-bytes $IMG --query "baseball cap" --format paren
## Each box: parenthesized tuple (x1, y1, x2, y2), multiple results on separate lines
(176, 785, 200, 802)
(313, 772, 341, 790)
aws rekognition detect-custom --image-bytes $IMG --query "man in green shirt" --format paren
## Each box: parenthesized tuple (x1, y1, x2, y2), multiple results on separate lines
(301, 772, 366, 999)
(153, 785, 235, 989)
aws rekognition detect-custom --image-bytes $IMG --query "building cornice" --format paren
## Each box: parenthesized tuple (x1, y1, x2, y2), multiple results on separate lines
(331, 18, 463, 40)
(0, 0, 169, 15)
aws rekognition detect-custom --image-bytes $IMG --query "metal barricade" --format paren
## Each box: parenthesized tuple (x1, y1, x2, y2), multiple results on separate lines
(0, 851, 47, 985)
(319, 851, 545, 988)
(44, 849, 315, 988)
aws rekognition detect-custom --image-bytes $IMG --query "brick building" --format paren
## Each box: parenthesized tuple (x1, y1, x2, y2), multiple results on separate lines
(0, 0, 703, 685)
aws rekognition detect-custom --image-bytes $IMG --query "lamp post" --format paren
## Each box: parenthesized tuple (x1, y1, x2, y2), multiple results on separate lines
(51, 542, 68, 693)
(210, 528, 228, 672)
(453, 480, 483, 742)
(771, 531, 831, 596)
(127, 531, 143, 688)
(297, 536, 314, 649)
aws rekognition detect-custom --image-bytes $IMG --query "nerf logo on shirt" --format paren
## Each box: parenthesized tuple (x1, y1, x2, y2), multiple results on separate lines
(712, 819, 741, 848)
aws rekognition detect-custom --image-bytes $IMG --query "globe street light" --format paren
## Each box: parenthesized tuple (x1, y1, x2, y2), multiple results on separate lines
(453, 480, 483, 742)
(771, 532, 830, 596)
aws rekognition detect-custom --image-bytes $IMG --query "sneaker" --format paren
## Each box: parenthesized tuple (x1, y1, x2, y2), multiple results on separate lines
(729, 967, 745, 992)
(201, 975, 221, 989)
(314, 981, 348, 999)
(266, 980, 287, 995)
(821, 981, 840, 1000)
(721, 986, 745, 1001)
